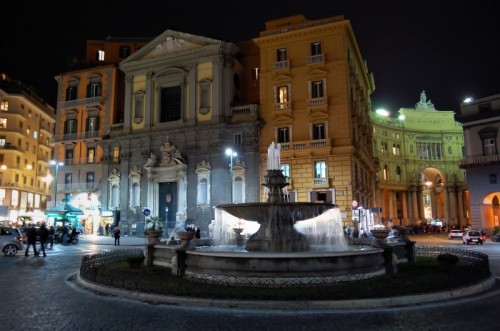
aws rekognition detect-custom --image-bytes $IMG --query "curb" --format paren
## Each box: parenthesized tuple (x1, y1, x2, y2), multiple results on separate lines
(73, 273, 498, 310)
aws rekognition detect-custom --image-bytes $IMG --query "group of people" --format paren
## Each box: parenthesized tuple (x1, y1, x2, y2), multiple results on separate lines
(24, 222, 54, 257)
(97, 223, 121, 245)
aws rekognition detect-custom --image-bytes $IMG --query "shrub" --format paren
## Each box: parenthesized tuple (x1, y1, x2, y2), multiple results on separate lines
(437, 253, 459, 267)
(126, 255, 145, 268)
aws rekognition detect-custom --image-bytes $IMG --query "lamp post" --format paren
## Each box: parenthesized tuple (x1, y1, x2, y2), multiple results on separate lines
(50, 160, 63, 207)
(225, 148, 237, 203)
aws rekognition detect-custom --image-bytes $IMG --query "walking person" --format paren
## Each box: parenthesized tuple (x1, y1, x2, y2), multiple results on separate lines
(38, 223, 49, 257)
(105, 223, 110, 236)
(48, 226, 55, 248)
(114, 226, 121, 246)
(24, 223, 38, 257)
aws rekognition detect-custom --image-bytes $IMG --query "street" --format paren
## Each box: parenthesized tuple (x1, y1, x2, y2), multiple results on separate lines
(1, 233, 499, 331)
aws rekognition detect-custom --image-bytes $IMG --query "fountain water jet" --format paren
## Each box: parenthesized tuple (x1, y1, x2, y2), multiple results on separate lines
(180, 142, 385, 287)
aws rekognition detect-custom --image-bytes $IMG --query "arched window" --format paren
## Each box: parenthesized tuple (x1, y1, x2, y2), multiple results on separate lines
(195, 161, 211, 209)
(396, 166, 401, 182)
(383, 165, 388, 181)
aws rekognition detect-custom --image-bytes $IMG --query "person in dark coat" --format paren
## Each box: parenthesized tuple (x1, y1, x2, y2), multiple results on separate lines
(25, 223, 38, 257)
(38, 223, 49, 257)
(48, 226, 55, 248)
(113, 227, 121, 246)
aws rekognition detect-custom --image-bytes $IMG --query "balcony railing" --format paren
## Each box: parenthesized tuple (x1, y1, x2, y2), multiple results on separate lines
(230, 104, 259, 123)
(58, 182, 98, 193)
(307, 54, 325, 64)
(51, 130, 104, 143)
(273, 60, 289, 71)
(460, 154, 500, 168)
(309, 97, 326, 107)
(279, 139, 329, 151)
(59, 96, 102, 110)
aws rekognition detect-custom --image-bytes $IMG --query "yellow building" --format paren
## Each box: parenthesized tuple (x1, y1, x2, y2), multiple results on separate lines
(253, 15, 377, 224)
(371, 91, 469, 227)
(53, 37, 150, 232)
(0, 73, 55, 223)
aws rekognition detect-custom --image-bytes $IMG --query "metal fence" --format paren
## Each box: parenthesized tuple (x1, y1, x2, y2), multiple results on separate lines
(80, 248, 144, 282)
(415, 245, 489, 270)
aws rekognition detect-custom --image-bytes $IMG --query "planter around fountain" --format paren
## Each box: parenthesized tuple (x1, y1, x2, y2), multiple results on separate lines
(177, 231, 195, 249)
(371, 228, 390, 247)
(147, 230, 164, 244)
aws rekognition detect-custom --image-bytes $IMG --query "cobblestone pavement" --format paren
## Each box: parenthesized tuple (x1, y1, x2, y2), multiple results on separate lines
(1, 234, 500, 331)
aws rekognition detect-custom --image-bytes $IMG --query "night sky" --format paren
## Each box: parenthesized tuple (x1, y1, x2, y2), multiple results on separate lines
(1, 0, 499, 113)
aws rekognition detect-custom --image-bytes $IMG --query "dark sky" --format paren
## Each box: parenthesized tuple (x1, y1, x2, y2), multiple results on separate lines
(1, 0, 499, 113)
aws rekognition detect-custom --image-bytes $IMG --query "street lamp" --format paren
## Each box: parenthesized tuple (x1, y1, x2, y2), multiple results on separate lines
(50, 160, 63, 207)
(225, 148, 237, 203)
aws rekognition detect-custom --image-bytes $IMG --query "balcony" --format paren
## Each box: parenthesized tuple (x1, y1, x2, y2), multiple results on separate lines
(273, 60, 289, 71)
(62, 157, 102, 166)
(313, 177, 329, 187)
(460, 154, 500, 169)
(59, 96, 102, 110)
(279, 139, 329, 151)
(307, 54, 325, 65)
(51, 130, 104, 143)
(309, 97, 326, 107)
(229, 104, 258, 123)
(58, 182, 98, 193)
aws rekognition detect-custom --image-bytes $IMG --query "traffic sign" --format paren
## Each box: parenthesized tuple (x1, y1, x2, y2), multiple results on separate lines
(143, 208, 151, 216)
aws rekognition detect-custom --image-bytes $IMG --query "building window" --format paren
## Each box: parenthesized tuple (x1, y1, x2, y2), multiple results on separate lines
(65, 149, 73, 165)
(314, 160, 327, 179)
(119, 45, 131, 58)
(234, 133, 243, 146)
(383, 165, 388, 180)
(0, 118, 7, 128)
(277, 48, 287, 62)
(276, 85, 289, 110)
(86, 172, 94, 189)
(392, 144, 400, 155)
(65, 86, 77, 101)
(113, 147, 120, 163)
(396, 166, 402, 182)
(312, 123, 325, 140)
(86, 82, 102, 98)
(87, 147, 95, 163)
(96, 49, 105, 62)
(0, 100, 8, 111)
(86, 116, 99, 138)
(195, 160, 211, 208)
(311, 41, 322, 55)
(64, 119, 77, 139)
(160, 86, 182, 122)
(484, 138, 496, 156)
(277, 127, 290, 143)
(311, 80, 324, 99)
(281, 163, 290, 179)
(64, 173, 72, 191)
(252, 67, 259, 87)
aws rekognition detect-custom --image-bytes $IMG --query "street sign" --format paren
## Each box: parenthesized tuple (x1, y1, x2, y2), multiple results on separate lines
(143, 208, 151, 216)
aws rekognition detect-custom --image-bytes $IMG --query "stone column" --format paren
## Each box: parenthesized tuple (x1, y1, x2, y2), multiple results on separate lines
(444, 185, 451, 223)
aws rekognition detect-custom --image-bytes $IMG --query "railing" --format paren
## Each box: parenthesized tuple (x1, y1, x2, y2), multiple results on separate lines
(309, 97, 326, 106)
(52, 130, 104, 143)
(307, 54, 325, 64)
(58, 182, 98, 192)
(415, 246, 489, 270)
(273, 60, 289, 70)
(79, 249, 144, 282)
(279, 139, 329, 151)
(59, 96, 102, 110)
(460, 154, 500, 168)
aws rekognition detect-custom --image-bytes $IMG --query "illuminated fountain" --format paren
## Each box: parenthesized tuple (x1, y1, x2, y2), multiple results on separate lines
(179, 143, 386, 287)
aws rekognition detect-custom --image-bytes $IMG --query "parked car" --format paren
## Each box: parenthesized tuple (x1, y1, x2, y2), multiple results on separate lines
(492, 233, 500, 242)
(448, 229, 463, 240)
(462, 230, 484, 245)
(0, 226, 24, 256)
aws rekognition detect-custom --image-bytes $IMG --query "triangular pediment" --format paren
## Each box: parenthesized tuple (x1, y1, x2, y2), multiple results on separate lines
(273, 74, 292, 83)
(273, 114, 293, 125)
(307, 68, 328, 78)
(309, 109, 329, 121)
(120, 29, 225, 66)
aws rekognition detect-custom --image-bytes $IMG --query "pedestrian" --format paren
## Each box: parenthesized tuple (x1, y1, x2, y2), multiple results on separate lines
(38, 223, 49, 257)
(114, 226, 121, 246)
(105, 223, 109, 236)
(61, 225, 69, 245)
(48, 225, 55, 248)
(25, 223, 38, 257)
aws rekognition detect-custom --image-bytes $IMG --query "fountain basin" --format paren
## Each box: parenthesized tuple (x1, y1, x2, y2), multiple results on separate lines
(183, 247, 385, 288)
